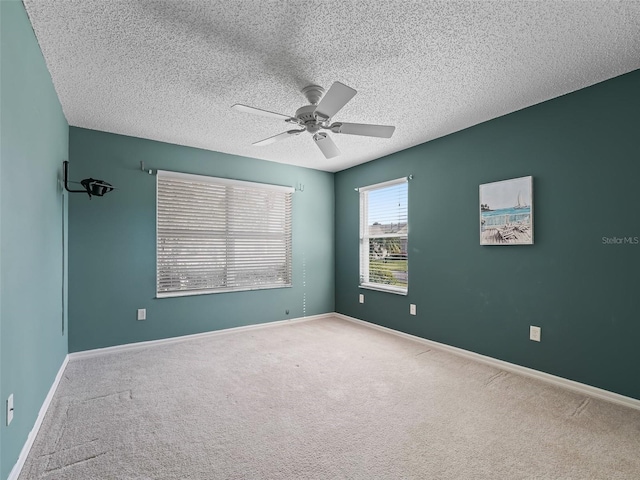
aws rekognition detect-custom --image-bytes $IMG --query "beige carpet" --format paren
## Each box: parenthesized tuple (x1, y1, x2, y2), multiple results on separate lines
(19, 316, 640, 479)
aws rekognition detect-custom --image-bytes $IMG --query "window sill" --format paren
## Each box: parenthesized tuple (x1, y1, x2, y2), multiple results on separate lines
(359, 283, 408, 296)
(156, 284, 292, 298)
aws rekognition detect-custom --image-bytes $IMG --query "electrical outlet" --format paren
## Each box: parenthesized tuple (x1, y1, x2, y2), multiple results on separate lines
(359, 294, 364, 304)
(7, 394, 14, 426)
(137, 308, 146, 321)
(410, 304, 417, 315)
(530, 326, 541, 342)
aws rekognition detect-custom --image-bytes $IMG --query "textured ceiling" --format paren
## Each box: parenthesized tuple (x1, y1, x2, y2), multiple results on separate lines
(23, 1, 640, 172)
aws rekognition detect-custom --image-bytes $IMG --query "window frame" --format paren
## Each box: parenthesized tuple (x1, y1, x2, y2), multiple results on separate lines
(359, 177, 409, 295)
(156, 170, 293, 298)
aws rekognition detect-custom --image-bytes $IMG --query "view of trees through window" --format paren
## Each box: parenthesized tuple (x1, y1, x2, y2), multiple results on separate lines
(368, 235, 407, 287)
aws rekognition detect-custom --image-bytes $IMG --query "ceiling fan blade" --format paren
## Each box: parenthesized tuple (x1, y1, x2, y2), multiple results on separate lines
(253, 129, 305, 146)
(232, 104, 295, 122)
(331, 122, 395, 138)
(313, 132, 341, 159)
(313, 82, 357, 120)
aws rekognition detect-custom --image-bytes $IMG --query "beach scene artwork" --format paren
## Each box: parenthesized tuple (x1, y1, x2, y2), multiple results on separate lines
(480, 176, 533, 245)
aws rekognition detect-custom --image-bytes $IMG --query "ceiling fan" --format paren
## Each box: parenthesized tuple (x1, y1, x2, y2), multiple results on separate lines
(232, 82, 395, 159)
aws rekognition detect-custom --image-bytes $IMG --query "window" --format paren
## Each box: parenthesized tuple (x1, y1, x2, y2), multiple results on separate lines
(156, 170, 293, 297)
(359, 178, 408, 294)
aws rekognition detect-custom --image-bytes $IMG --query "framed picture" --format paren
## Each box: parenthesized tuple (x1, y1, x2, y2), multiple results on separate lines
(480, 176, 533, 245)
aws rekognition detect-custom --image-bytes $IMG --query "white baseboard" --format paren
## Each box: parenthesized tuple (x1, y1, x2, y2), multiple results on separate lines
(68, 313, 334, 360)
(8, 354, 69, 480)
(334, 313, 640, 412)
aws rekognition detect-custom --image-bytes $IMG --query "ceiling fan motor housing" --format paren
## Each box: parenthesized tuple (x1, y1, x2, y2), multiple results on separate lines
(295, 104, 324, 133)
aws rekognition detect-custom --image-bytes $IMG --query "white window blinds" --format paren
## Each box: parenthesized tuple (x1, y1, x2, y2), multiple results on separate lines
(157, 170, 293, 297)
(359, 177, 408, 294)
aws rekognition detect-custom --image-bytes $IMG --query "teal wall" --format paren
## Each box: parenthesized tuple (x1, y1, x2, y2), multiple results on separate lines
(0, 1, 69, 478)
(1, 2, 638, 473)
(335, 70, 640, 401)
(68, 128, 335, 352)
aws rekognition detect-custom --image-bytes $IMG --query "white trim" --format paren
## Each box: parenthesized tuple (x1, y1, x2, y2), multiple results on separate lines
(68, 313, 334, 360)
(156, 284, 292, 299)
(157, 169, 294, 193)
(356, 176, 408, 192)
(334, 313, 640, 412)
(8, 355, 70, 480)
(359, 283, 408, 296)
(359, 179, 409, 293)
